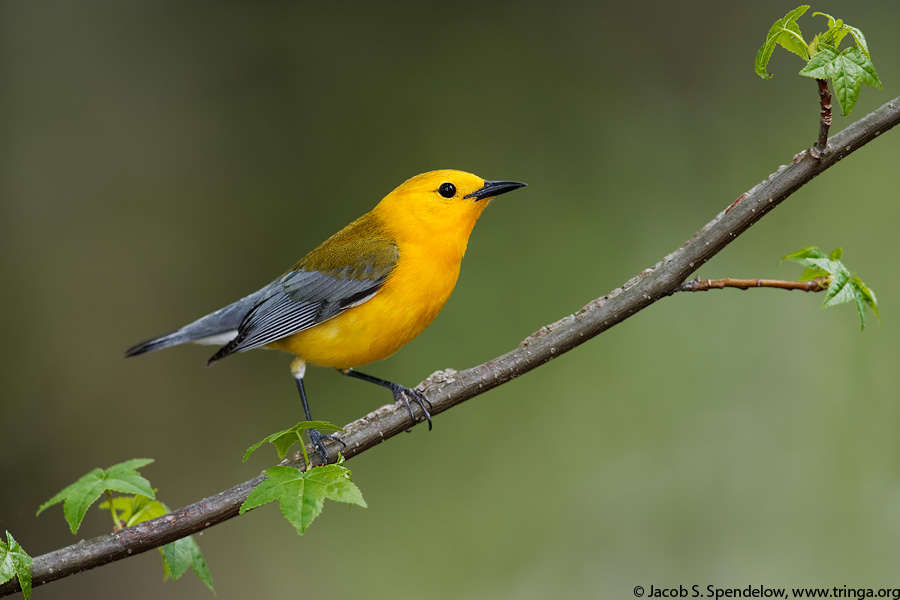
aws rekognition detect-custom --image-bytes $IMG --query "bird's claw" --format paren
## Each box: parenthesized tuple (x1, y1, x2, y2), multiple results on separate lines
(391, 385, 433, 431)
(308, 428, 346, 465)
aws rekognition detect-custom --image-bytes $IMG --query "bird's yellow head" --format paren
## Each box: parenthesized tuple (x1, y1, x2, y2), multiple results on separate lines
(374, 170, 526, 245)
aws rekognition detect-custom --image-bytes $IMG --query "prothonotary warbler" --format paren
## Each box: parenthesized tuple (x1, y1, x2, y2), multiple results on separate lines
(126, 170, 526, 462)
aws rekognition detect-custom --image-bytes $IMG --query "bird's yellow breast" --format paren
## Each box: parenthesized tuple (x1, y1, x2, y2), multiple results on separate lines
(268, 238, 462, 368)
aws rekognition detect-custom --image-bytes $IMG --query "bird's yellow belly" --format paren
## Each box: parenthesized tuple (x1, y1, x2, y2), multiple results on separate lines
(268, 251, 461, 369)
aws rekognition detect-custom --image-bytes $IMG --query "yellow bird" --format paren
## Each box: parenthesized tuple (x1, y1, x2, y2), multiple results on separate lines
(126, 170, 526, 462)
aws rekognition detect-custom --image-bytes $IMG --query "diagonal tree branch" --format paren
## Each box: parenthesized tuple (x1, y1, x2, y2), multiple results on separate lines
(3, 95, 899, 598)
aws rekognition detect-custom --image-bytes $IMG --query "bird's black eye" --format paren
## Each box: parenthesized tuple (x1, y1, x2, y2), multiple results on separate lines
(438, 182, 456, 198)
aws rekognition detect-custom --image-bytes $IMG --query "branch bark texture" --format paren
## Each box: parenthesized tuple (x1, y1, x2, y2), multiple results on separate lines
(3, 95, 899, 598)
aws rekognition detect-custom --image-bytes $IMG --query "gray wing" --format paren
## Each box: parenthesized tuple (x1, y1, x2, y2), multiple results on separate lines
(207, 245, 398, 365)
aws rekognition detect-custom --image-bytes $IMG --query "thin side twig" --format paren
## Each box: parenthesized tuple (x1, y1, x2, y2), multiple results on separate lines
(2, 95, 899, 598)
(679, 277, 828, 292)
(812, 78, 833, 157)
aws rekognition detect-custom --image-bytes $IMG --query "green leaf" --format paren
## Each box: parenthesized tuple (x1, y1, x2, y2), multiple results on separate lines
(801, 46, 882, 115)
(755, 5, 810, 79)
(820, 266, 852, 307)
(245, 466, 321, 534)
(811, 13, 849, 50)
(37, 458, 155, 534)
(812, 11, 837, 29)
(99, 493, 167, 528)
(781, 245, 828, 263)
(809, 12, 870, 58)
(161, 536, 215, 592)
(240, 464, 365, 535)
(0, 532, 33, 600)
(98, 493, 214, 593)
(799, 44, 838, 79)
(244, 420, 342, 462)
(796, 267, 829, 282)
(240, 466, 301, 512)
(782, 247, 832, 281)
(845, 24, 870, 58)
(831, 47, 882, 115)
(853, 287, 868, 331)
(835, 276, 881, 332)
(783, 246, 879, 331)
(307, 464, 367, 508)
(855, 278, 880, 321)
(824, 25, 849, 49)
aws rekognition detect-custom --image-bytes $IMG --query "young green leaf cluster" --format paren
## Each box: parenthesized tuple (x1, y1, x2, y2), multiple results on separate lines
(0, 533, 32, 600)
(755, 6, 882, 115)
(240, 422, 367, 536)
(29, 429, 366, 595)
(240, 459, 366, 535)
(160, 536, 213, 590)
(782, 246, 879, 330)
(99, 494, 214, 591)
(37, 459, 214, 593)
(243, 420, 342, 464)
(36, 458, 156, 534)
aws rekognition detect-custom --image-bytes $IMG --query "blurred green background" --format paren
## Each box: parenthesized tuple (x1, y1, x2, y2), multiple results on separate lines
(3, 1, 900, 598)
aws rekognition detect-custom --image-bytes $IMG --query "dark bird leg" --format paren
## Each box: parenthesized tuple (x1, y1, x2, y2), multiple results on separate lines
(339, 368, 433, 430)
(292, 358, 343, 465)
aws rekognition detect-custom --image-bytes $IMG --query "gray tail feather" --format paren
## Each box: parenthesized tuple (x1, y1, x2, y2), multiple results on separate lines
(124, 286, 272, 359)
(125, 328, 192, 357)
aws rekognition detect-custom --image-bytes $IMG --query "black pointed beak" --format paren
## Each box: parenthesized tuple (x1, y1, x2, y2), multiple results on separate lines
(464, 180, 527, 201)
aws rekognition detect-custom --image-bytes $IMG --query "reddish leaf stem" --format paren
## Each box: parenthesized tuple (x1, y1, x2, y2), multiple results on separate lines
(813, 78, 833, 157)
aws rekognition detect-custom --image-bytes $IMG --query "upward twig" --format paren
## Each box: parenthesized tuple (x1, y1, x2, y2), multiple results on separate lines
(3, 95, 899, 598)
(813, 78, 833, 157)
